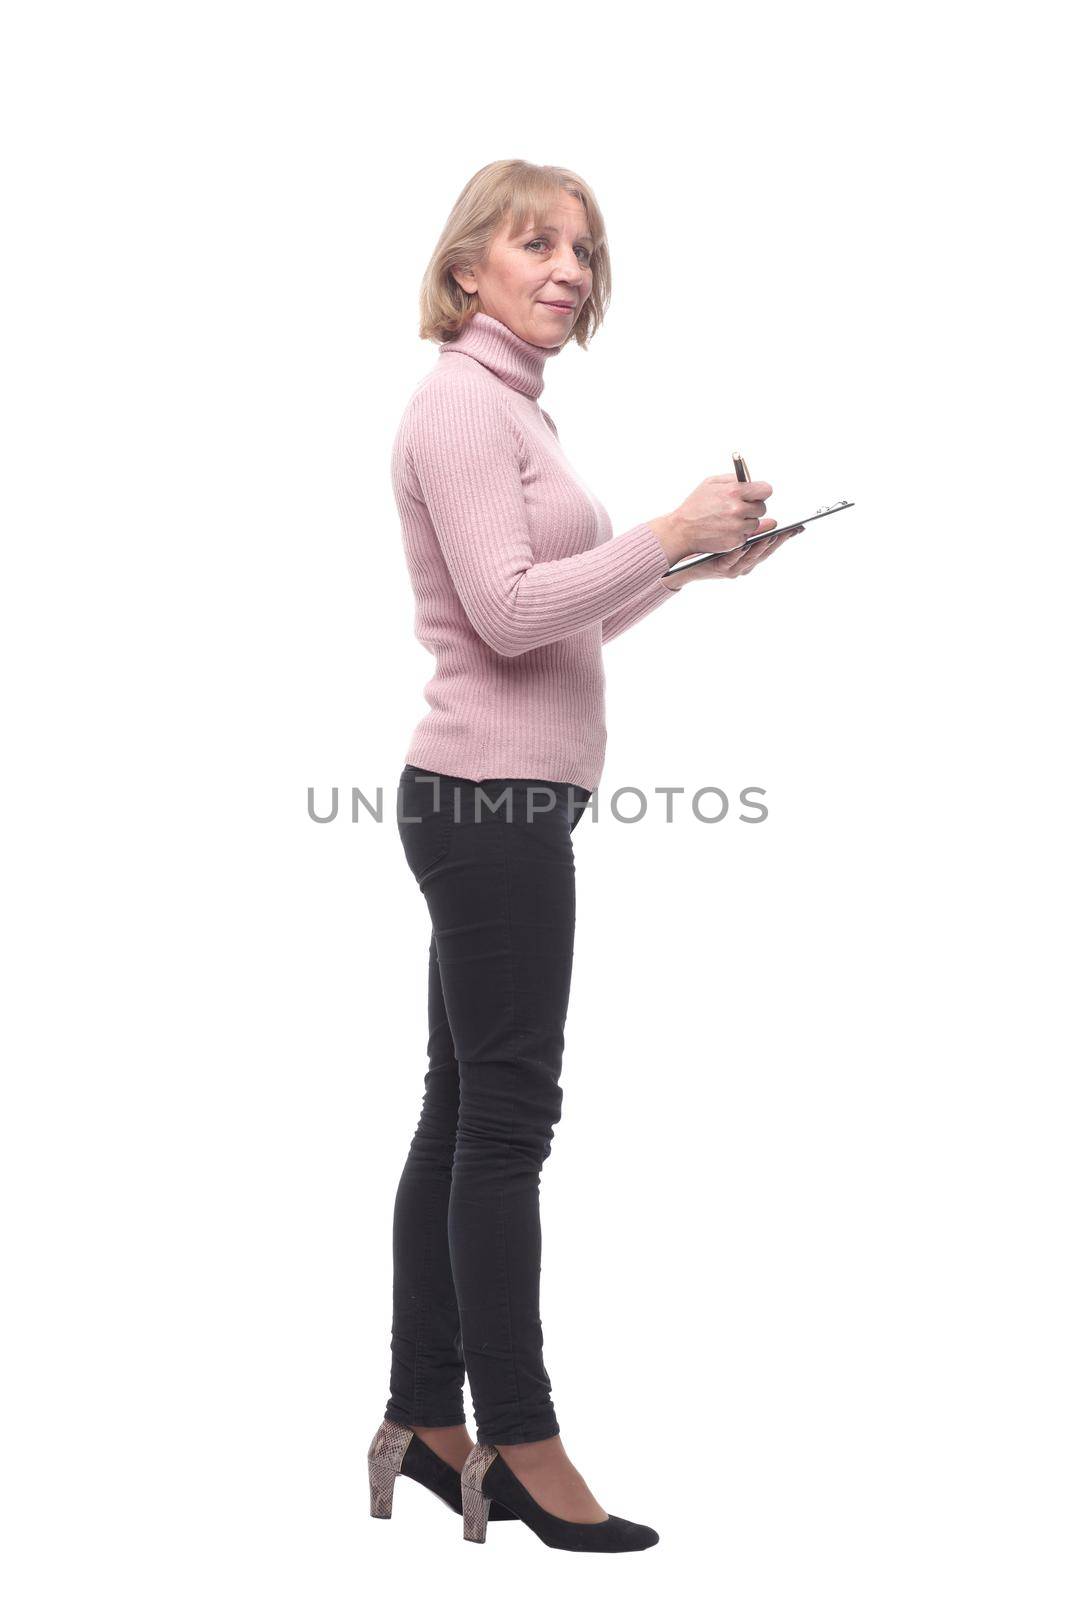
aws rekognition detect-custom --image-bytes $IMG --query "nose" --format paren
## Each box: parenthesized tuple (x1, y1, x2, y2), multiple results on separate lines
(551, 262, 582, 287)
(552, 247, 585, 279)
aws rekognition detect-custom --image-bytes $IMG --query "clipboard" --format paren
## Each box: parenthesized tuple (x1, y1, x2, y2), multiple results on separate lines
(664, 499, 855, 575)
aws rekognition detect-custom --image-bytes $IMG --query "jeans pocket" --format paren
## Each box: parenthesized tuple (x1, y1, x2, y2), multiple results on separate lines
(396, 772, 453, 885)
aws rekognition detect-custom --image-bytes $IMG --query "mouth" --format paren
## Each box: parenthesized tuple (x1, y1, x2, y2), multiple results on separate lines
(539, 300, 577, 313)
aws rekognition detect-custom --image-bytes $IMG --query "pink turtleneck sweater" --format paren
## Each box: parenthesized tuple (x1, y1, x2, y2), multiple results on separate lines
(391, 310, 682, 791)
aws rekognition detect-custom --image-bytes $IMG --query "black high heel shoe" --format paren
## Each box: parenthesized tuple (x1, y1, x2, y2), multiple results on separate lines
(460, 1443, 659, 1552)
(367, 1420, 517, 1521)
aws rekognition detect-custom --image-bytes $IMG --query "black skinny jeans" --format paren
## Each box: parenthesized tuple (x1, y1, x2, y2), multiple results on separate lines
(384, 763, 592, 1445)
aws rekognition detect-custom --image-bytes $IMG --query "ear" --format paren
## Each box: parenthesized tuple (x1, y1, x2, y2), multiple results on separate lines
(450, 264, 477, 295)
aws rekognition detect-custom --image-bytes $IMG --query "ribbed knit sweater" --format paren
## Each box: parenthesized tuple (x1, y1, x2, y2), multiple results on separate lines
(391, 310, 682, 791)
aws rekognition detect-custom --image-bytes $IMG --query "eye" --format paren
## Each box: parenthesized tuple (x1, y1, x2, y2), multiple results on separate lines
(526, 238, 592, 264)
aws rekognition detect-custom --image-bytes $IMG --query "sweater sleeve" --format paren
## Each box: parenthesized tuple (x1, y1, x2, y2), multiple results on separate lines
(404, 377, 672, 658)
(601, 572, 682, 643)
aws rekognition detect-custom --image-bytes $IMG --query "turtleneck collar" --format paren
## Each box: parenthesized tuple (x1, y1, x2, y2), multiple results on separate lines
(439, 310, 561, 401)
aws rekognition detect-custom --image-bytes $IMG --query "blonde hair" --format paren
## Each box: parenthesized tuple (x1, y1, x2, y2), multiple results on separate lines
(418, 160, 611, 352)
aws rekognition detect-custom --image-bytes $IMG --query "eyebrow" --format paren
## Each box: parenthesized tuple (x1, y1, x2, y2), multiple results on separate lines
(524, 222, 594, 246)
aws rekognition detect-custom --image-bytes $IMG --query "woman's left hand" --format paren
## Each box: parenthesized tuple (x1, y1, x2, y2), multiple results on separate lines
(663, 522, 803, 589)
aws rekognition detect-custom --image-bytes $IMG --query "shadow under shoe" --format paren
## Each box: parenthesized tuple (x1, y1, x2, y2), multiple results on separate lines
(368, 1421, 518, 1520)
(460, 1442, 659, 1552)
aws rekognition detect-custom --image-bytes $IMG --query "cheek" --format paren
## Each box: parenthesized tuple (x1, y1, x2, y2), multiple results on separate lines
(521, 265, 550, 294)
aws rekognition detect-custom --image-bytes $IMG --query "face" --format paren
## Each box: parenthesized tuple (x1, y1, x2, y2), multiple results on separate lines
(451, 191, 594, 348)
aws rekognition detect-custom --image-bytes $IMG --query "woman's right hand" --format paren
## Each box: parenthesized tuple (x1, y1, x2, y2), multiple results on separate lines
(670, 473, 775, 557)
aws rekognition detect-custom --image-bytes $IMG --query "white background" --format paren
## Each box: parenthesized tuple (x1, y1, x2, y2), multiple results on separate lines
(2, 2, 1063, 1595)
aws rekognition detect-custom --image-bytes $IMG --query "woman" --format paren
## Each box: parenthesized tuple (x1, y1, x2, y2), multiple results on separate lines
(367, 161, 794, 1553)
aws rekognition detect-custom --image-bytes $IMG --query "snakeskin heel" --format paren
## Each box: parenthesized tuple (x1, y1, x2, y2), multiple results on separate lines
(460, 1442, 498, 1543)
(367, 1419, 518, 1522)
(368, 1419, 413, 1518)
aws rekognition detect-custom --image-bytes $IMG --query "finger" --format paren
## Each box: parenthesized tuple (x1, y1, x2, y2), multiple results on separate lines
(738, 480, 773, 501)
(753, 527, 801, 565)
(714, 548, 748, 575)
(737, 549, 768, 574)
(739, 532, 788, 573)
(733, 526, 801, 577)
(739, 520, 776, 545)
(710, 536, 750, 561)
